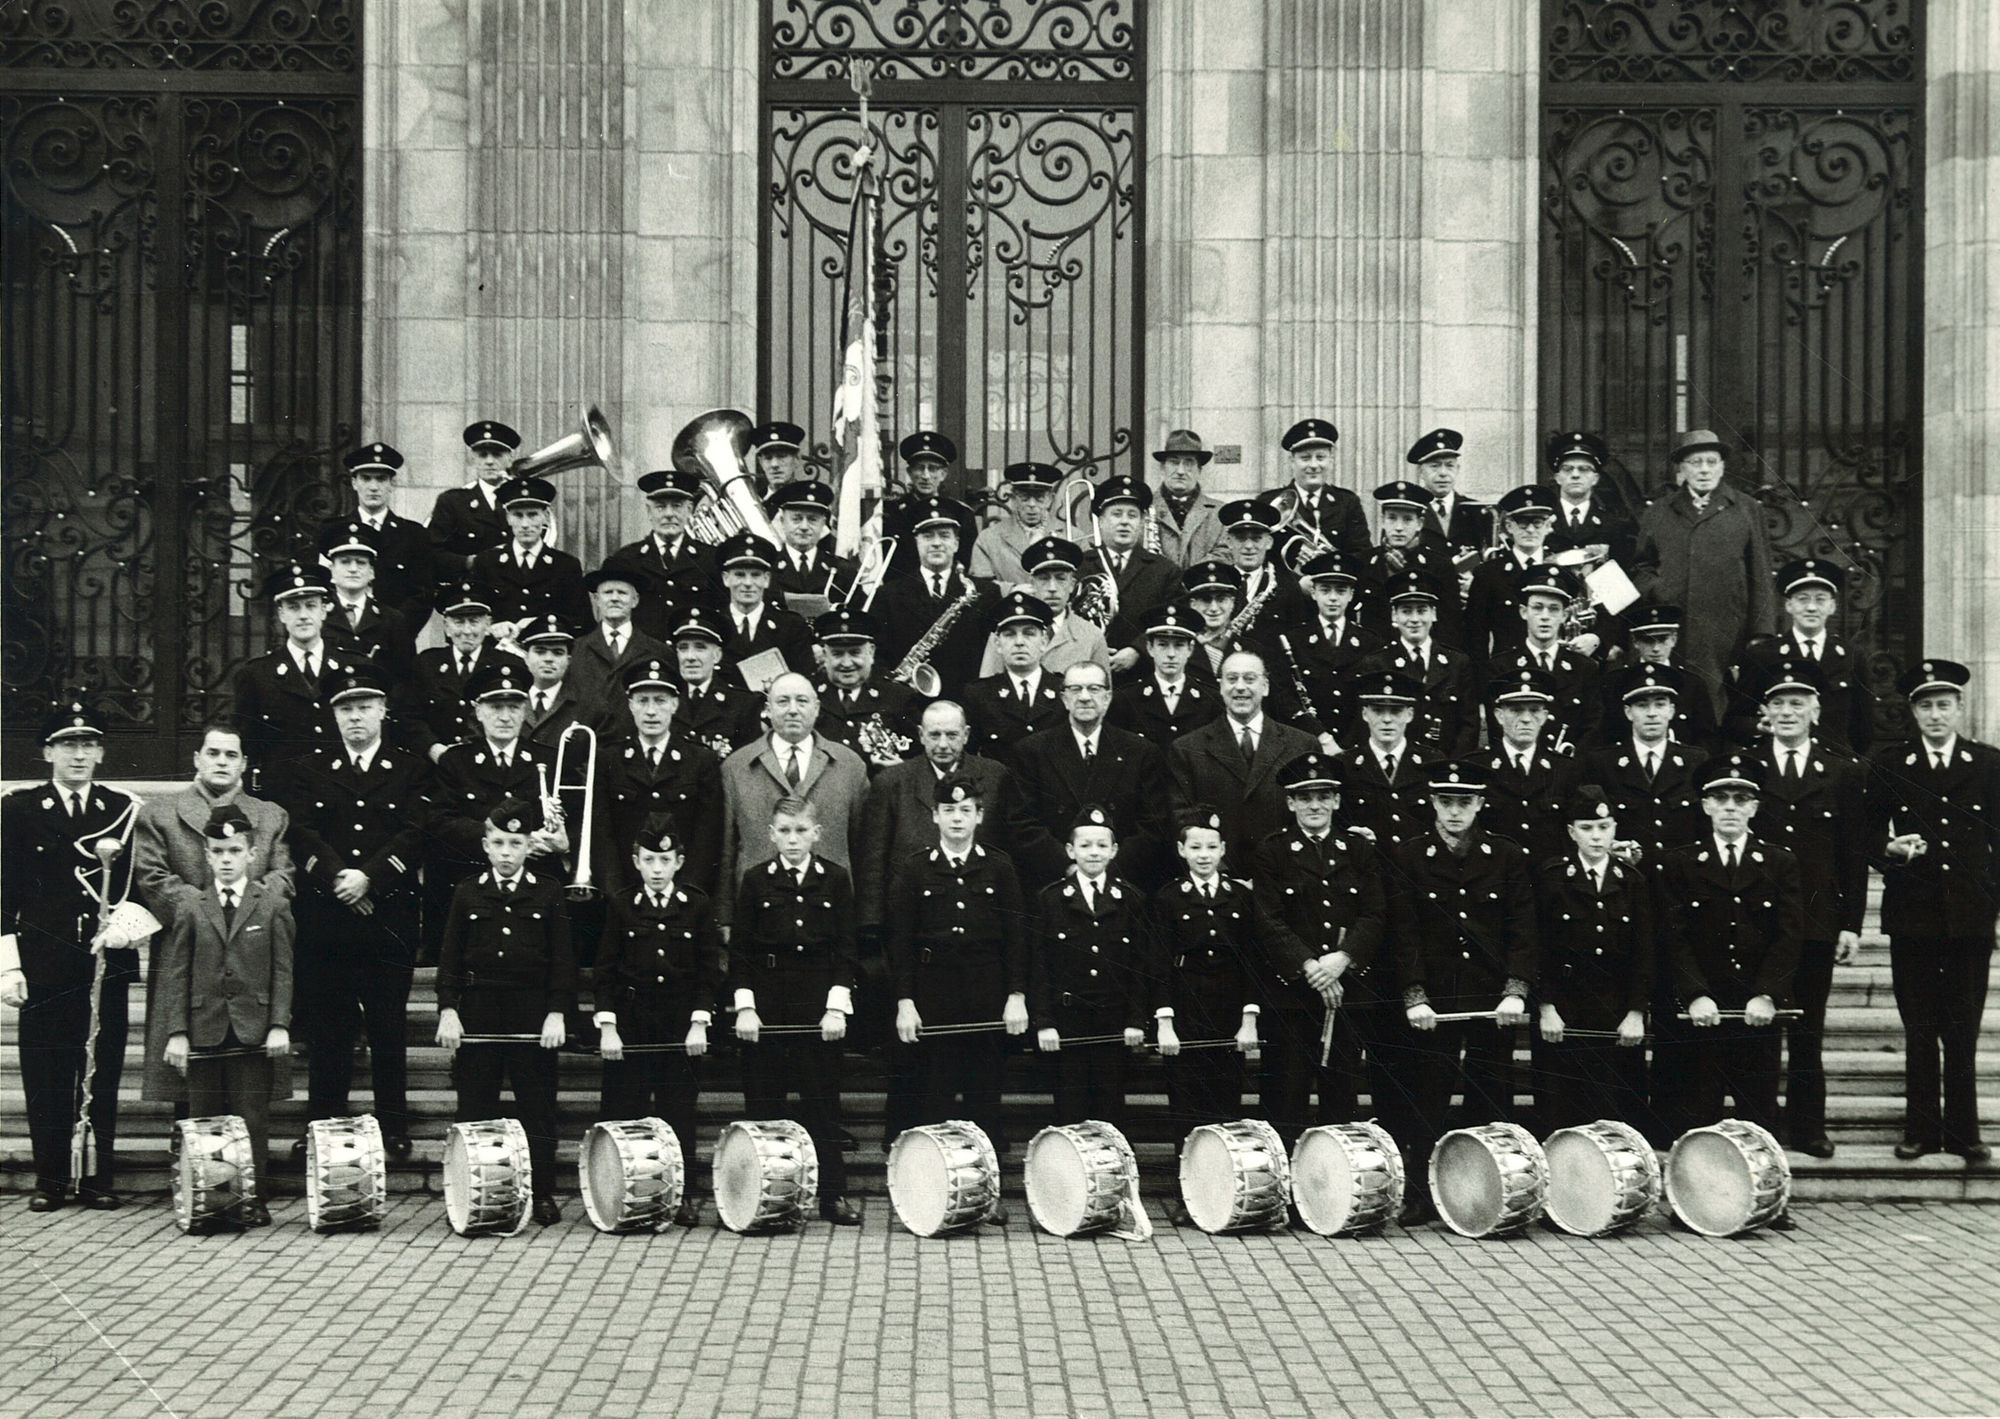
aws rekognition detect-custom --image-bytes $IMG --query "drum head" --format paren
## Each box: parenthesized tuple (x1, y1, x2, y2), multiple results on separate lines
(887, 1131, 952, 1237)
(1544, 1130, 1620, 1237)
(713, 1124, 767, 1233)
(1178, 1128, 1241, 1235)
(582, 1125, 630, 1231)
(1024, 1130, 1091, 1237)
(1433, 1132, 1506, 1237)
(1666, 1131, 1755, 1237)
(1291, 1129, 1357, 1236)
(442, 1128, 473, 1235)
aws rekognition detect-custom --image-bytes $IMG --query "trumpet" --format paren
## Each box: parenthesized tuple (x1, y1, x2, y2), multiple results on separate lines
(550, 722, 598, 902)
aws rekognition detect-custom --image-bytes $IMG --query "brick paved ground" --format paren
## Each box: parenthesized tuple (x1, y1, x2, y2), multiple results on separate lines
(3, 1197, 1997, 1419)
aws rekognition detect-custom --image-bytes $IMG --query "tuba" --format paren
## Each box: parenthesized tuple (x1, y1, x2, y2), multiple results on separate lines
(673, 409, 782, 550)
(511, 406, 616, 480)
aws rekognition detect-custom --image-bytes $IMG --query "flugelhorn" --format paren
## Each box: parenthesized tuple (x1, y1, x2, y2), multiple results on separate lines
(512, 405, 616, 480)
(673, 409, 783, 550)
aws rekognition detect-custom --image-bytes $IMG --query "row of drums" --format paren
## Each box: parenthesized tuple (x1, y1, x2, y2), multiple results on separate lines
(171, 1112, 1792, 1241)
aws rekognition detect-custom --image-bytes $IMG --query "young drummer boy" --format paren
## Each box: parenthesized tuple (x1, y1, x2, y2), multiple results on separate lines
(593, 812, 721, 1228)
(436, 795, 576, 1227)
(730, 796, 864, 1226)
(1152, 806, 1261, 1225)
(159, 804, 293, 1226)
(1032, 805, 1164, 1130)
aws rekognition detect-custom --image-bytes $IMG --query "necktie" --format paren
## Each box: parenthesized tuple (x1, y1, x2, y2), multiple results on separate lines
(1113, 552, 1126, 576)
(1161, 684, 1178, 714)
(1080, 879, 1095, 914)
(797, 868, 809, 889)
(738, 615, 753, 640)
(1932, 751, 1946, 772)
(1784, 749, 1800, 781)
(1081, 738, 1095, 766)
(65, 791, 81, 819)
(647, 745, 662, 771)
(533, 691, 548, 716)
(458, 654, 472, 679)
(1725, 843, 1740, 879)
(1570, 508, 1584, 529)
(650, 892, 665, 910)
(931, 574, 945, 601)
(1016, 678, 1031, 702)
(1644, 750, 1658, 783)
(221, 889, 236, 927)
(608, 628, 623, 659)
(1238, 724, 1255, 762)
(1384, 753, 1398, 782)
(1591, 867, 1603, 895)
(785, 747, 802, 788)
(304, 651, 318, 681)
(1806, 639, 1821, 662)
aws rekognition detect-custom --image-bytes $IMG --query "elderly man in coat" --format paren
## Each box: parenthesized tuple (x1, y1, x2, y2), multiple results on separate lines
(1631, 430, 1778, 718)
(716, 673, 871, 932)
(132, 721, 294, 1111)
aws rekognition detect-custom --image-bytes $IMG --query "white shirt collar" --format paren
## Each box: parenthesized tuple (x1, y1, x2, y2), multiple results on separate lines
(1926, 735, 1959, 764)
(290, 639, 326, 670)
(1633, 736, 1666, 761)
(485, 738, 519, 762)
(770, 732, 814, 761)
(350, 740, 381, 772)
(1714, 833, 1749, 859)
(1232, 712, 1266, 738)
(1374, 740, 1405, 770)
(1074, 727, 1101, 756)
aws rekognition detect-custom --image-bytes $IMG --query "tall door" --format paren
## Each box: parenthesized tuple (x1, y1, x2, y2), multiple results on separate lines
(1, 3, 362, 776)
(760, 0, 1144, 502)
(1538, 0, 1923, 737)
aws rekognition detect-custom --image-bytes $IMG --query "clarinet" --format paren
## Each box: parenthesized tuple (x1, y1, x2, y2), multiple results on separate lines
(1276, 633, 1320, 731)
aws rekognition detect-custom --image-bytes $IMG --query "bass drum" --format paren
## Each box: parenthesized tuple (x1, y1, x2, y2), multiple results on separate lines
(305, 1114, 389, 1233)
(1290, 1121, 1403, 1237)
(1664, 1119, 1792, 1237)
(1178, 1120, 1290, 1236)
(714, 1120, 818, 1234)
(580, 1118, 685, 1235)
(887, 1121, 1002, 1237)
(1430, 1123, 1548, 1239)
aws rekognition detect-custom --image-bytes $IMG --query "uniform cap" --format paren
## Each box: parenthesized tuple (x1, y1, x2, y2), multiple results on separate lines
(1372, 480, 1435, 512)
(767, 479, 835, 515)
(327, 665, 392, 705)
(1898, 658, 1971, 699)
(899, 430, 957, 466)
(495, 476, 557, 510)
(1299, 550, 1361, 584)
(1486, 667, 1557, 706)
(463, 421, 522, 453)
(1217, 500, 1275, 535)
(343, 442, 405, 476)
(1384, 570, 1439, 605)
(636, 468, 705, 502)
(1002, 462, 1062, 491)
(440, 581, 495, 617)
(1143, 601, 1201, 641)
(671, 606, 729, 646)
(264, 563, 334, 603)
(1617, 665, 1681, 703)
(1496, 484, 1560, 520)
(1700, 754, 1763, 795)
(466, 657, 533, 703)
(1778, 558, 1845, 597)
(1091, 474, 1152, 512)
(1561, 784, 1616, 823)
(987, 590, 1054, 633)
(486, 795, 544, 835)
(1281, 418, 1339, 452)
(909, 495, 970, 535)
(1022, 536, 1084, 574)
(40, 698, 106, 743)
(716, 531, 777, 571)
(318, 521, 380, 562)
(1546, 430, 1609, 469)
(1071, 803, 1117, 834)
(1278, 752, 1339, 792)
(934, 774, 981, 806)
(749, 420, 806, 453)
(622, 658, 680, 695)
(204, 803, 254, 841)
(1405, 428, 1464, 465)
(519, 615, 578, 647)
(1626, 603, 1683, 636)
(1426, 759, 1489, 795)
(1182, 560, 1244, 595)
(813, 606, 878, 644)
(1355, 671, 1421, 706)
(634, 813, 680, 856)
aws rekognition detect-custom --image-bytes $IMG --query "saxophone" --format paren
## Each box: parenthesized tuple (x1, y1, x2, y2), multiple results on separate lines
(1223, 571, 1280, 643)
(892, 583, 981, 697)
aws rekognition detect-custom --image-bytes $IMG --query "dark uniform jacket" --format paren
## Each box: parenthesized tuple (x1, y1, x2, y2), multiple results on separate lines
(1167, 715, 1320, 874)
(729, 856, 859, 1026)
(324, 596, 415, 681)
(344, 509, 435, 629)
(1480, 741, 1582, 869)
(155, 882, 295, 1048)
(959, 670, 1067, 771)
(1354, 641, 1477, 758)
(1032, 873, 1162, 1030)
(591, 732, 724, 900)
(436, 869, 577, 1033)
(1011, 725, 1173, 890)
(280, 742, 431, 946)
(594, 883, 725, 1041)
(1753, 740, 1867, 941)
(402, 642, 524, 760)
(872, 566, 990, 696)
(1337, 742, 1436, 850)
(1425, 495, 1494, 558)
(600, 534, 715, 642)
(1545, 497, 1637, 569)
(1250, 825, 1389, 1008)
(427, 483, 509, 578)
(879, 496, 977, 581)
(1581, 740, 1710, 861)
(1265, 616, 1380, 743)
(771, 547, 861, 605)
(1463, 547, 1552, 666)
(813, 676, 922, 771)
(1662, 835, 1803, 1008)
(1533, 853, 1654, 1027)
(1356, 542, 1465, 649)
(566, 625, 672, 726)
(1266, 484, 1371, 559)
(1109, 673, 1222, 750)
(883, 845, 1029, 1023)
(1153, 875, 1260, 1025)
(523, 680, 609, 752)
(470, 543, 591, 631)
(1087, 546, 1184, 652)
(1866, 737, 2000, 941)
(0, 782, 140, 989)
(1388, 826, 1538, 1009)
(1730, 632, 1876, 755)
(1486, 643, 1602, 751)
(853, 754, 1026, 929)
(675, 679, 766, 761)
(1594, 661, 1718, 750)
(429, 739, 554, 874)
(232, 645, 354, 788)
(718, 603, 814, 683)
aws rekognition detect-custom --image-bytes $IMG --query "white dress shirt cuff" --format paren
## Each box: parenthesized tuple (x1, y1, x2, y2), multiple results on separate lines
(733, 989, 756, 1013)
(690, 1010, 712, 1027)
(1154, 1007, 1175, 1021)
(826, 985, 854, 1016)
(593, 1011, 617, 1029)
(1242, 1004, 1260, 1016)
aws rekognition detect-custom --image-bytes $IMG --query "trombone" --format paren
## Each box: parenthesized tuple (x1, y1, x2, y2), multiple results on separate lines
(538, 723, 599, 902)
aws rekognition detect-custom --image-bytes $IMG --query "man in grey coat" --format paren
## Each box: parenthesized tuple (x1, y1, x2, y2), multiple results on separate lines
(1631, 430, 1778, 718)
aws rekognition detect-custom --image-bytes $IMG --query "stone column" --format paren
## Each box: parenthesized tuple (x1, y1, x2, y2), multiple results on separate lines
(1924, 0, 2000, 739)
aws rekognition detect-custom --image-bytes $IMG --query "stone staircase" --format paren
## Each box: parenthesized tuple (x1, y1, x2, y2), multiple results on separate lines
(5, 873, 1995, 1202)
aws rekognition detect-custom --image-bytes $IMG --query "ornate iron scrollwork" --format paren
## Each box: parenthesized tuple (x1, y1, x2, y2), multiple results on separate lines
(1546, 0, 1917, 86)
(770, 0, 1137, 82)
(1, 0, 359, 74)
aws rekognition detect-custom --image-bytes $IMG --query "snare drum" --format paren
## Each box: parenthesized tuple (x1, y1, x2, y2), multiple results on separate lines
(1025, 1120, 1145, 1239)
(714, 1120, 818, 1233)
(887, 1121, 1002, 1237)
(1664, 1119, 1792, 1237)
(1178, 1120, 1290, 1235)
(1544, 1120, 1661, 1237)
(305, 1115, 388, 1233)
(1430, 1122, 1548, 1239)
(173, 1115, 256, 1233)
(1291, 1121, 1404, 1236)
(581, 1118, 685, 1235)
(443, 1119, 532, 1238)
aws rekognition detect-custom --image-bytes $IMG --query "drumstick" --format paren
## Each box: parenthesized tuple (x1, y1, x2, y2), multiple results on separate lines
(1675, 1009, 1804, 1022)
(459, 1033, 546, 1043)
(918, 1019, 1008, 1036)
(1425, 1010, 1500, 1024)
(1156, 1038, 1252, 1052)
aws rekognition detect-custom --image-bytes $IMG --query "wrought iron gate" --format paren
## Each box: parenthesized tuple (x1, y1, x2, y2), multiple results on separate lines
(1, 1, 362, 776)
(760, 0, 1143, 497)
(1539, 0, 1923, 735)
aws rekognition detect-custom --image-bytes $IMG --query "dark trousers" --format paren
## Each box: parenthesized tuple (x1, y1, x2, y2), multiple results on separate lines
(1645, 998, 1701, 1147)
(1047, 1003, 1131, 1128)
(455, 1043, 560, 1200)
(19, 976, 129, 1195)
(1324, 997, 1423, 1147)
(602, 1051, 702, 1180)
(1405, 1021, 1520, 1205)
(741, 1035, 847, 1198)
(1258, 1005, 1332, 1151)
(1890, 934, 1993, 1151)
(907, 1032, 1010, 1152)
(1537, 1034, 1649, 1132)
(296, 903, 416, 1138)
(1784, 938, 1837, 1143)
(187, 1030, 276, 1183)
(1163, 992, 1245, 1131)
(1689, 1019, 1783, 1135)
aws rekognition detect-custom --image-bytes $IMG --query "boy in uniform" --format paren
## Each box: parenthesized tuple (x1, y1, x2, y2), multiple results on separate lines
(159, 805, 294, 1223)
(729, 797, 863, 1225)
(1272, 550, 1378, 752)
(436, 795, 577, 1226)
(594, 814, 721, 1227)
(1109, 602, 1221, 748)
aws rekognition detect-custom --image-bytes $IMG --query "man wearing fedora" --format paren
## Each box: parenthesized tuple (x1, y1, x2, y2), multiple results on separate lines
(1631, 429, 1777, 719)
(1150, 430, 1229, 569)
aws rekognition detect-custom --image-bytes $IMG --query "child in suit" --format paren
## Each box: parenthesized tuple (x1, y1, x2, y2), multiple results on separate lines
(730, 797, 862, 1226)
(594, 813, 722, 1228)
(159, 804, 294, 1226)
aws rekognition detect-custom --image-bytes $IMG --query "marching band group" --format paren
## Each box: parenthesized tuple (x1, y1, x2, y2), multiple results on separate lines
(4, 412, 1994, 1234)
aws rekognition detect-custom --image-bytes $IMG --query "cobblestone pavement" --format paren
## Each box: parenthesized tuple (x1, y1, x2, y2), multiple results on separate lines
(2, 1196, 1996, 1419)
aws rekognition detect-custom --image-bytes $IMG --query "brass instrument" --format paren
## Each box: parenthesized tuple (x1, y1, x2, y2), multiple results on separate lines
(1268, 487, 1337, 571)
(688, 493, 748, 546)
(857, 713, 914, 765)
(549, 723, 598, 901)
(1054, 469, 1097, 542)
(511, 406, 616, 480)
(892, 582, 981, 697)
(1142, 501, 1162, 554)
(673, 409, 783, 552)
(1222, 571, 1280, 643)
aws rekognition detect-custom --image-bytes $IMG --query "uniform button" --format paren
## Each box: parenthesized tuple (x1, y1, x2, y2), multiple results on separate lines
(502, 927, 511, 936)
(657, 975, 666, 983)
(1089, 969, 1098, 978)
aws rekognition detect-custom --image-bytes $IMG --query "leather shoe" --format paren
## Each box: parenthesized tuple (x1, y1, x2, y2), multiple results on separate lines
(385, 1134, 414, 1162)
(673, 1196, 702, 1228)
(820, 1197, 863, 1227)
(1793, 1137, 1836, 1160)
(80, 1190, 122, 1211)
(26, 1189, 63, 1213)
(1767, 1210, 1799, 1232)
(985, 1203, 1009, 1227)
(1951, 1143, 1993, 1167)
(1166, 1200, 1194, 1229)
(290, 1137, 308, 1163)
(241, 1201, 272, 1228)
(532, 1197, 562, 1227)
(1894, 1139, 1940, 1161)
(834, 1129, 858, 1153)
(1397, 1199, 1435, 1229)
